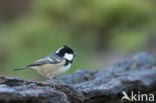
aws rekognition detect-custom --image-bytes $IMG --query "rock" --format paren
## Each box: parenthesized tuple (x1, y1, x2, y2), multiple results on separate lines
(59, 52, 156, 102)
(0, 76, 84, 103)
(0, 52, 156, 103)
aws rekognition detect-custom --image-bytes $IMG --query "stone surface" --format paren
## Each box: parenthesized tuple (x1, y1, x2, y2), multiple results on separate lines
(0, 52, 156, 103)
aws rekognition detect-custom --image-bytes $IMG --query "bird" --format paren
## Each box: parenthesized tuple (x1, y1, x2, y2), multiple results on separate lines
(14, 45, 76, 85)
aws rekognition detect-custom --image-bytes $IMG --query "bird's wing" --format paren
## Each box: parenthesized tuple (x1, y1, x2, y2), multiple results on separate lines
(26, 54, 62, 67)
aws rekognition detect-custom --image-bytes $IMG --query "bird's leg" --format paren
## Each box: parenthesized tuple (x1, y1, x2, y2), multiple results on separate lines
(49, 77, 58, 88)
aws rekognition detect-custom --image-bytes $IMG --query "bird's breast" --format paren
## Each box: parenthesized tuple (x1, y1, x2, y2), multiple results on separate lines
(33, 60, 71, 78)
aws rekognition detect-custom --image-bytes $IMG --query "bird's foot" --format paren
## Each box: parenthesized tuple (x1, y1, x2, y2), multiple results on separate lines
(46, 79, 59, 88)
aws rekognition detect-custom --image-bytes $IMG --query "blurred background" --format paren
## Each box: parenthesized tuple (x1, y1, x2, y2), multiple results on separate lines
(0, 0, 156, 80)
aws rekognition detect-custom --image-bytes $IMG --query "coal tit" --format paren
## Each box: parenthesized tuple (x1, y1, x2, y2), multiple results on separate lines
(14, 45, 76, 80)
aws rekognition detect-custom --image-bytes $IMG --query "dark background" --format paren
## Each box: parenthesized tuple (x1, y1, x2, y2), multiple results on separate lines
(0, 0, 156, 80)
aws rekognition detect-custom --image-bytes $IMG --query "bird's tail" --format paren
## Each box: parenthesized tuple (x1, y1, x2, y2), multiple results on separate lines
(14, 67, 27, 71)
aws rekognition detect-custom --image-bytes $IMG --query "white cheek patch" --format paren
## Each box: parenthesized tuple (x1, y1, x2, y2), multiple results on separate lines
(64, 53, 73, 61)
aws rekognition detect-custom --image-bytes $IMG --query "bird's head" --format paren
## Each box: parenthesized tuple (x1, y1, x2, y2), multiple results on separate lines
(55, 45, 76, 61)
